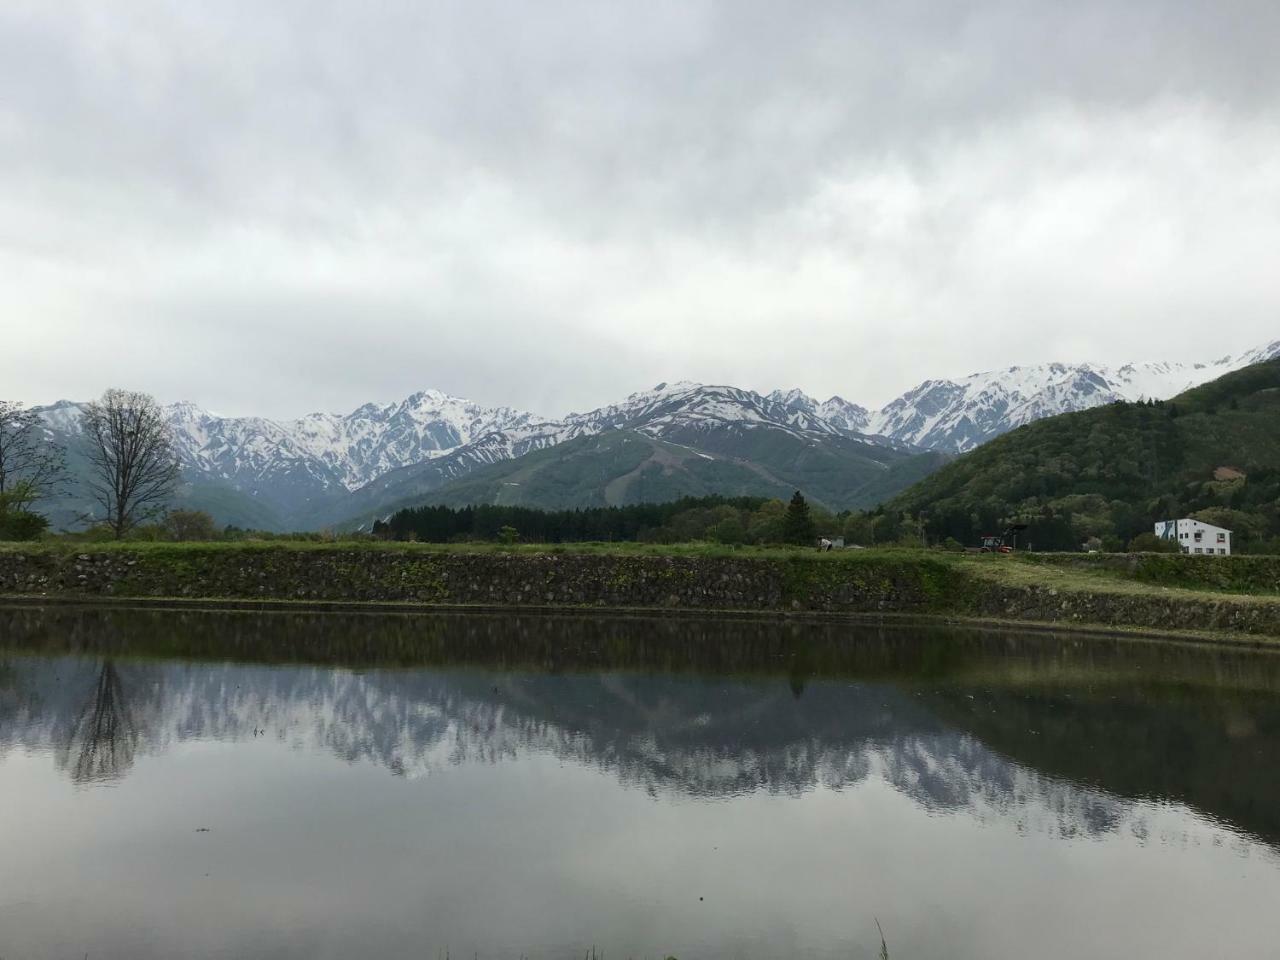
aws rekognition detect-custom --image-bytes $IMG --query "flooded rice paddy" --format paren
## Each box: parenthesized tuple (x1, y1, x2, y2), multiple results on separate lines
(1, 605, 1278, 959)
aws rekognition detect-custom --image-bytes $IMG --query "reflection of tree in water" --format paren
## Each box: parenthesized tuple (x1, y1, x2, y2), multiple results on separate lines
(58, 661, 138, 783)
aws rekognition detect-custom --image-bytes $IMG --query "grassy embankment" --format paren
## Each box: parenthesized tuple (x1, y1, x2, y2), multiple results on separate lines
(2, 540, 1279, 641)
(1017, 550, 1280, 595)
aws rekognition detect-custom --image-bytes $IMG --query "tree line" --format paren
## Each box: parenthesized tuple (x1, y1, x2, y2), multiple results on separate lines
(374, 491, 822, 545)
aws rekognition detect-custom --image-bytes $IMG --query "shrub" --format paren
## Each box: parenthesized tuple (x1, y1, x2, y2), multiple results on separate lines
(0, 510, 49, 541)
(165, 509, 218, 541)
(1128, 532, 1181, 554)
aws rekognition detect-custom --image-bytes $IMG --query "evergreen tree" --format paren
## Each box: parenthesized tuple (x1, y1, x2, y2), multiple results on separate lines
(782, 491, 815, 545)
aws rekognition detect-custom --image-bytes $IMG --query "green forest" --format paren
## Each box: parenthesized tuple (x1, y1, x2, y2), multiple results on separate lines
(853, 358, 1280, 553)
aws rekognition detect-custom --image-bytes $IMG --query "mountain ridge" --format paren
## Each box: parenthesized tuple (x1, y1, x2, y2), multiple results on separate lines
(29, 339, 1279, 529)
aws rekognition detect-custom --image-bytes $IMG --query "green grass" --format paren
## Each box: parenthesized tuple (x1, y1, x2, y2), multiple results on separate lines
(962, 555, 1280, 615)
(1017, 551, 1280, 597)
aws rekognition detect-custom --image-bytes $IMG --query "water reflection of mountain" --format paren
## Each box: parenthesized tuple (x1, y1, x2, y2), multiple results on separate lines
(925, 685, 1280, 843)
(2, 604, 1279, 848)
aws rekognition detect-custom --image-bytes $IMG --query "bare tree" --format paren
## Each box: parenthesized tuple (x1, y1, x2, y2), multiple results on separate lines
(0, 400, 66, 512)
(80, 389, 180, 538)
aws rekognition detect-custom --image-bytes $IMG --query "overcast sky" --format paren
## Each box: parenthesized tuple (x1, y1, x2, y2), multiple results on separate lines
(3, 0, 1278, 419)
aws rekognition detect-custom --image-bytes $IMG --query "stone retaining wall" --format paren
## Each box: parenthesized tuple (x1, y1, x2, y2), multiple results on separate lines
(973, 582, 1280, 637)
(0, 548, 957, 613)
(2, 547, 1279, 638)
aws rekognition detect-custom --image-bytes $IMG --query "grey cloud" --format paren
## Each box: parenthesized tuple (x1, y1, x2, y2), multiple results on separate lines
(8, 1, 1278, 225)
(2, 0, 1278, 416)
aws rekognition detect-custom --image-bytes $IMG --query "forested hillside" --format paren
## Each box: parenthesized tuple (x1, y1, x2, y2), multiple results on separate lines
(343, 427, 946, 528)
(868, 359, 1280, 552)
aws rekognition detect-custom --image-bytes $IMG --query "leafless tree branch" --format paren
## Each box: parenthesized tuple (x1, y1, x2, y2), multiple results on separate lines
(0, 399, 67, 512)
(80, 389, 180, 537)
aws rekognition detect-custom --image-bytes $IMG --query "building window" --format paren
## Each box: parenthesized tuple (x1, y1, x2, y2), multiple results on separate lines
(1194, 532, 1202, 542)
(1217, 533, 1226, 543)
(1219, 549, 1227, 555)
(1194, 548, 1202, 554)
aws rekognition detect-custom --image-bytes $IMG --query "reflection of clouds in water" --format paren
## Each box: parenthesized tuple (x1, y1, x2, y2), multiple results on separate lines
(0, 655, 1269, 859)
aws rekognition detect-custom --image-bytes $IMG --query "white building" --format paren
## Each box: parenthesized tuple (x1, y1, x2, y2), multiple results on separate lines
(1154, 519, 1232, 556)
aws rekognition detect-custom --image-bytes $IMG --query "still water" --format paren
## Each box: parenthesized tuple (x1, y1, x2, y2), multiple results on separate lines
(1, 604, 1278, 959)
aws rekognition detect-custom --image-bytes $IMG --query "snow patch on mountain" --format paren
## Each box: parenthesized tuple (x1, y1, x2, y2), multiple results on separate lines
(769, 389, 872, 435)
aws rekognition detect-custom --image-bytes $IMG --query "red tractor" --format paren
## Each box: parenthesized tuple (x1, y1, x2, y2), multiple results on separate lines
(977, 524, 1029, 554)
(979, 534, 1012, 554)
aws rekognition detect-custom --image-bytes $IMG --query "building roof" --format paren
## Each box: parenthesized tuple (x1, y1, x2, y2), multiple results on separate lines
(1157, 518, 1232, 533)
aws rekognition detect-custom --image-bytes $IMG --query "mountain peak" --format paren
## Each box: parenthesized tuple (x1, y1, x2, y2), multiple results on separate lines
(404, 388, 452, 405)
(166, 400, 212, 421)
(640, 380, 700, 398)
(768, 387, 814, 406)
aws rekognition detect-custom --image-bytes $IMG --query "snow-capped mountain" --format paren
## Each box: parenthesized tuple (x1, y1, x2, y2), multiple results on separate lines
(167, 390, 545, 491)
(296, 382, 918, 527)
(877, 340, 1280, 451)
(581, 381, 857, 440)
(31, 338, 1279, 528)
(781, 339, 1280, 453)
(36, 391, 557, 523)
(40, 382, 894, 511)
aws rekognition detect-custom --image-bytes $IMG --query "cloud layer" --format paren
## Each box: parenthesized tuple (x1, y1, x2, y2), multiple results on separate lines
(3, 0, 1278, 416)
